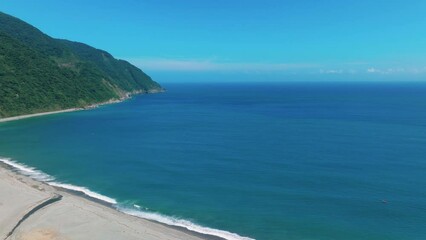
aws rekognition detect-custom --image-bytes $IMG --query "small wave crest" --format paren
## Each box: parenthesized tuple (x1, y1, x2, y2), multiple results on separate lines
(0, 157, 54, 181)
(118, 206, 254, 240)
(0, 157, 254, 240)
(48, 182, 117, 204)
(0, 157, 116, 204)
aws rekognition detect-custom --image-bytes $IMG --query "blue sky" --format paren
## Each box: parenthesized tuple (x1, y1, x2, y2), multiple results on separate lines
(1, 0, 426, 82)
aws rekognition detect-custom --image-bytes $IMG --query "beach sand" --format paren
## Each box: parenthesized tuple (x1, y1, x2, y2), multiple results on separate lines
(0, 109, 81, 123)
(0, 166, 209, 240)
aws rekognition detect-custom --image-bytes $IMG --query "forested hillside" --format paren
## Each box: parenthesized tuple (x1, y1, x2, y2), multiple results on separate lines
(0, 12, 161, 118)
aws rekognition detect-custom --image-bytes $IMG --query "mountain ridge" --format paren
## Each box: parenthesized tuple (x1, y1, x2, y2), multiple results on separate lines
(0, 11, 162, 118)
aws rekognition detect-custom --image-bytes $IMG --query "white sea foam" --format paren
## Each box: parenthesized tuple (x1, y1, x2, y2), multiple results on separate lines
(118, 207, 255, 240)
(48, 182, 117, 204)
(0, 157, 54, 181)
(0, 157, 116, 204)
(0, 157, 254, 240)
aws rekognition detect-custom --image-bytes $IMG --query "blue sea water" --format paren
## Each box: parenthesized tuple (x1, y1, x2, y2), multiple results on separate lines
(1, 82, 426, 240)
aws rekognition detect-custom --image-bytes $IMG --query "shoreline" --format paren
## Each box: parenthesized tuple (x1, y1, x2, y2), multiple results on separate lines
(0, 159, 228, 240)
(0, 140, 252, 239)
(0, 88, 165, 124)
(0, 108, 82, 123)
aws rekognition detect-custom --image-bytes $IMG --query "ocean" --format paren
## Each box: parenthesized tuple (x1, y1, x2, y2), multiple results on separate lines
(1, 82, 426, 240)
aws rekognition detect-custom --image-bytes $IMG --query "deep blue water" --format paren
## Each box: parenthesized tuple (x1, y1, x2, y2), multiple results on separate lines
(1, 82, 426, 240)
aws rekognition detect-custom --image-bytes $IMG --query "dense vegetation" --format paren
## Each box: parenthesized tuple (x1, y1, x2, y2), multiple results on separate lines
(0, 12, 161, 118)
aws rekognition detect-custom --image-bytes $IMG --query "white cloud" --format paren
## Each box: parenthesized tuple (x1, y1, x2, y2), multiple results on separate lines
(320, 69, 357, 74)
(366, 67, 418, 74)
(124, 58, 316, 72)
(367, 67, 379, 73)
(121, 57, 426, 77)
(320, 69, 343, 74)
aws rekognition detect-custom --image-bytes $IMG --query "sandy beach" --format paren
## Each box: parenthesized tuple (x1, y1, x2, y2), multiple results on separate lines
(0, 165, 211, 240)
(0, 109, 81, 123)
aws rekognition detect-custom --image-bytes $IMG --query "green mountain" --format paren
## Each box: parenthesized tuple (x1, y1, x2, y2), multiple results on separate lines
(0, 12, 162, 118)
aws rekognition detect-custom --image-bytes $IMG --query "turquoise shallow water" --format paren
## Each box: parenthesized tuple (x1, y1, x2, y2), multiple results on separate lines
(1, 82, 426, 239)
